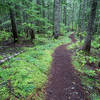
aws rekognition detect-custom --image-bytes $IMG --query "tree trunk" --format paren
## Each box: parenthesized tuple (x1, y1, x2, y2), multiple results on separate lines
(63, 0, 67, 26)
(53, 0, 61, 39)
(36, 0, 41, 34)
(81, 0, 87, 32)
(9, 7, 18, 43)
(72, 0, 75, 31)
(47, 2, 50, 21)
(83, 0, 97, 52)
(30, 29, 35, 42)
(42, 0, 45, 18)
(77, 0, 82, 32)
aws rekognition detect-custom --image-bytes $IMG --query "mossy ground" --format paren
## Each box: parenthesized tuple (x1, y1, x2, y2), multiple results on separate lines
(0, 32, 71, 100)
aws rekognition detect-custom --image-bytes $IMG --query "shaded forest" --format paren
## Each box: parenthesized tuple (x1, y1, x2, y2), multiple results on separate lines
(0, 0, 100, 100)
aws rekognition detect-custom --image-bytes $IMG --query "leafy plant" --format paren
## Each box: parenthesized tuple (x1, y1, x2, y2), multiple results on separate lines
(0, 32, 71, 99)
(0, 30, 11, 41)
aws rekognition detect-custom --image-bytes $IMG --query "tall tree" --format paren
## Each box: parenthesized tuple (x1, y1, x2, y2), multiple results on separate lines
(71, 0, 75, 31)
(36, 0, 41, 34)
(80, 0, 87, 32)
(53, 0, 61, 39)
(82, 0, 98, 52)
(9, 6, 18, 43)
(42, 0, 45, 18)
(63, 0, 67, 26)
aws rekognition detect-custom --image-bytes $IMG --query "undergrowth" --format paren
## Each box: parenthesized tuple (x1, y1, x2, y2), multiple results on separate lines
(0, 32, 71, 100)
(68, 32, 100, 100)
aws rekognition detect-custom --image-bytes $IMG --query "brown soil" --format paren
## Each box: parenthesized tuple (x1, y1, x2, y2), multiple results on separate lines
(46, 34, 89, 100)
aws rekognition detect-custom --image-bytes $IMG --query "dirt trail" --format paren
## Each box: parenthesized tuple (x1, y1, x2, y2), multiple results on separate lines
(46, 34, 88, 100)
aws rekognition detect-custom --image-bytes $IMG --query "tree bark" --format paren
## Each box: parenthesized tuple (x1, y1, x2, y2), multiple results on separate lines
(77, 0, 82, 32)
(72, 0, 75, 31)
(83, 0, 97, 52)
(81, 0, 87, 32)
(42, 0, 45, 18)
(9, 7, 18, 43)
(36, 0, 41, 34)
(30, 29, 35, 42)
(63, 0, 67, 26)
(53, 0, 61, 39)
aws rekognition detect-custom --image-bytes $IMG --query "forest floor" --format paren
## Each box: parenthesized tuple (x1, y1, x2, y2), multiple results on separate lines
(0, 32, 71, 100)
(0, 40, 33, 61)
(46, 34, 89, 100)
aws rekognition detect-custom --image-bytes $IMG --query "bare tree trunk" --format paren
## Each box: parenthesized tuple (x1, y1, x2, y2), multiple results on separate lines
(42, 0, 45, 18)
(77, 0, 82, 32)
(53, 0, 61, 39)
(47, 2, 50, 21)
(30, 29, 35, 42)
(72, 0, 75, 31)
(81, 0, 87, 32)
(83, 0, 97, 52)
(63, 0, 67, 26)
(9, 7, 18, 43)
(36, 0, 41, 34)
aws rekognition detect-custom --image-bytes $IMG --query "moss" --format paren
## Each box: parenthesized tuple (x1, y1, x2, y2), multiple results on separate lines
(0, 32, 71, 99)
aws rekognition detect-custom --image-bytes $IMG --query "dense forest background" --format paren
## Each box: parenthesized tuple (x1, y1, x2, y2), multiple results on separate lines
(0, 0, 100, 100)
(0, 0, 99, 43)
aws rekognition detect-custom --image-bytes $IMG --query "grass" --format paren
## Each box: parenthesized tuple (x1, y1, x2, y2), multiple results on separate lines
(0, 32, 71, 100)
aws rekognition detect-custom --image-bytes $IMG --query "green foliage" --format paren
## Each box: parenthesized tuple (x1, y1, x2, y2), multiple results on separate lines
(88, 56, 96, 63)
(0, 32, 71, 99)
(76, 31, 87, 39)
(92, 35, 100, 49)
(0, 48, 50, 99)
(60, 23, 67, 34)
(0, 30, 11, 41)
(81, 76, 95, 88)
(75, 50, 86, 67)
(0, 55, 3, 60)
(70, 32, 100, 100)
(68, 40, 84, 49)
(82, 76, 100, 100)
(84, 69, 96, 77)
(92, 41, 100, 49)
(68, 22, 77, 31)
(90, 93, 100, 100)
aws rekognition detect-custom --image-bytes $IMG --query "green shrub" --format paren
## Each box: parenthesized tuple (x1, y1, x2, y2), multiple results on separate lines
(0, 30, 11, 41)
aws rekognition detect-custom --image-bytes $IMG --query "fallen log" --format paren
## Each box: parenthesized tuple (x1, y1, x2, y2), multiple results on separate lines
(0, 50, 24, 65)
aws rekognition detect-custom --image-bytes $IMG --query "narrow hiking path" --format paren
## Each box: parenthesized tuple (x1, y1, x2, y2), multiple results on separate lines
(46, 34, 88, 100)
